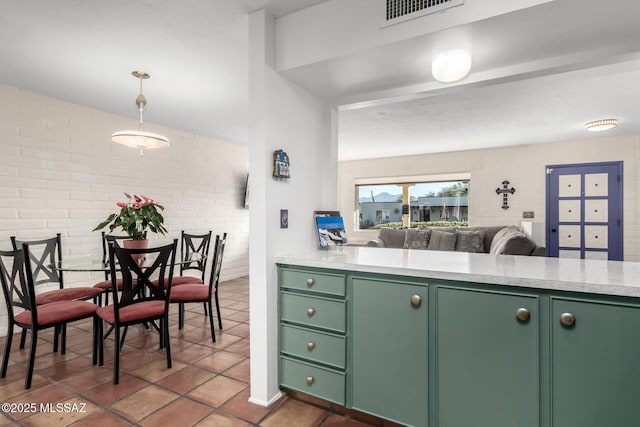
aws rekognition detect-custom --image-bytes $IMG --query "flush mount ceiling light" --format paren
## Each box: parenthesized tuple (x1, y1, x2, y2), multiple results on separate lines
(584, 119, 618, 132)
(431, 50, 472, 83)
(112, 71, 169, 156)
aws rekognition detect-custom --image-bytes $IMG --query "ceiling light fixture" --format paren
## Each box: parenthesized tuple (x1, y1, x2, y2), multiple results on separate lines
(431, 50, 472, 83)
(584, 119, 618, 132)
(112, 71, 169, 156)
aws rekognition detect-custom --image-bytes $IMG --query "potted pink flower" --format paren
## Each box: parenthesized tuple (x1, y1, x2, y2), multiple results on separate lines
(94, 193, 167, 240)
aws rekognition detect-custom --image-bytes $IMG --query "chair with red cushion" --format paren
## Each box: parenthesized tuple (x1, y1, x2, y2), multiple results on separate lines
(97, 239, 177, 385)
(0, 247, 99, 389)
(11, 234, 104, 350)
(92, 232, 130, 305)
(170, 233, 226, 342)
(173, 230, 212, 286)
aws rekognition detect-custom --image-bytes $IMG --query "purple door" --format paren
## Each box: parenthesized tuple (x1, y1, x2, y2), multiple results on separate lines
(546, 161, 623, 260)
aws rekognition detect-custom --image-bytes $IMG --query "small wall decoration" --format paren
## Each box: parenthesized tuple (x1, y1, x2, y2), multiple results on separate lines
(273, 149, 290, 179)
(280, 209, 289, 228)
(496, 180, 516, 210)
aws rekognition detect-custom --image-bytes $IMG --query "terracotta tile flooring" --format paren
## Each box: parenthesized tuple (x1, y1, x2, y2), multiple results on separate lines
(0, 277, 387, 427)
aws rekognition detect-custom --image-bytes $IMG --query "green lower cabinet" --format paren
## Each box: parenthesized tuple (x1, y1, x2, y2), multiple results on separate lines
(351, 277, 428, 427)
(551, 298, 640, 427)
(435, 286, 539, 427)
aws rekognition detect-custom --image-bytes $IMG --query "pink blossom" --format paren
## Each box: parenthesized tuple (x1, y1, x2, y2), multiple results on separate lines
(155, 203, 165, 211)
(134, 195, 142, 203)
(116, 202, 127, 208)
(124, 192, 132, 199)
(140, 195, 153, 206)
(132, 202, 142, 210)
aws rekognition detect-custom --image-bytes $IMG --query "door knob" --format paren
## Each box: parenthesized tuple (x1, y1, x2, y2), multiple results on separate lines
(516, 308, 531, 322)
(307, 278, 314, 286)
(307, 308, 315, 317)
(306, 376, 314, 385)
(560, 312, 576, 327)
(307, 342, 315, 351)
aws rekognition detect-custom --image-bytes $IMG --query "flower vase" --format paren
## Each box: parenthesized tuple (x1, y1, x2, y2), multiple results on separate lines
(123, 239, 149, 266)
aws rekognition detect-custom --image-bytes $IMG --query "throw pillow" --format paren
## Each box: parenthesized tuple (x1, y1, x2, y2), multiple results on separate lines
(489, 226, 521, 255)
(455, 230, 486, 253)
(378, 227, 406, 248)
(502, 234, 537, 255)
(427, 229, 458, 251)
(403, 229, 431, 249)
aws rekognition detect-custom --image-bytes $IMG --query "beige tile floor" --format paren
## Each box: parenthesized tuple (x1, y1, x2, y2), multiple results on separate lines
(0, 277, 396, 427)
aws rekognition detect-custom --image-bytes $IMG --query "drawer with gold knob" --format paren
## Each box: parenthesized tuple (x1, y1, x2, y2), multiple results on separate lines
(280, 356, 345, 405)
(280, 291, 346, 333)
(280, 268, 345, 296)
(280, 324, 346, 369)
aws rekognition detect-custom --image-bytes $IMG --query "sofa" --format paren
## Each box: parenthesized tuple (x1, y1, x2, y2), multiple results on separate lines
(366, 225, 546, 256)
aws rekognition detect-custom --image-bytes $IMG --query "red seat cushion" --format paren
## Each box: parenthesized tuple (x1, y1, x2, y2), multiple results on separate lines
(35, 287, 104, 305)
(15, 300, 98, 326)
(151, 276, 203, 287)
(172, 276, 204, 286)
(97, 301, 166, 324)
(93, 278, 124, 290)
(169, 284, 211, 302)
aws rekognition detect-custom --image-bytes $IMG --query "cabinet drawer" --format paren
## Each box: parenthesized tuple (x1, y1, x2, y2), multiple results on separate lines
(280, 324, 346, 369)
(280, 268, 345, 296)
(281, 292, 346, 333)
(280, 356, 345, 405)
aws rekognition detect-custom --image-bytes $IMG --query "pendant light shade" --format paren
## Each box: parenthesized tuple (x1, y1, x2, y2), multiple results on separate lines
(112, 71, 169, 156)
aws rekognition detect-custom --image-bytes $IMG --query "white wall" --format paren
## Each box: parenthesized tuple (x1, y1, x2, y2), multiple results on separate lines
(248, 10, 337, 406)
(0, 83, 250, 334)
(339, 135, 640, 260)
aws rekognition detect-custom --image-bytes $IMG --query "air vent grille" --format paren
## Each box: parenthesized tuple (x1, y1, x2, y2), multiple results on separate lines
(384, 0, 464, 24)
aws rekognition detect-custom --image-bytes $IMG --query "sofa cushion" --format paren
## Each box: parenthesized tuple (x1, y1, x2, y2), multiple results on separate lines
(428, 229, 458, 251)
(455, 230, 486, 253)
(404, 229, 431, 249)
(489, 226, 522, 254)
(503, 234, 538, 256)
(466, 226, 507, 253)
(378, 227, 406, 248)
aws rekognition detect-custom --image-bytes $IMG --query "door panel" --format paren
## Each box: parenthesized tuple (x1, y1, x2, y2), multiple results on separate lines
(546, 162, 623, 260)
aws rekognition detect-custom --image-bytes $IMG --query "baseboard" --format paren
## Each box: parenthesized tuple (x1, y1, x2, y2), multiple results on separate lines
(248, 390, 283, 408)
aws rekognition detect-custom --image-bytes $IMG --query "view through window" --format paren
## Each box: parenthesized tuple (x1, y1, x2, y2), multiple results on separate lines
(356, 180, 469, 230)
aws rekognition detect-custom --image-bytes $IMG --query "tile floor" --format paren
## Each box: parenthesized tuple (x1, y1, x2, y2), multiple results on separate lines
(0, 277, 393, 427)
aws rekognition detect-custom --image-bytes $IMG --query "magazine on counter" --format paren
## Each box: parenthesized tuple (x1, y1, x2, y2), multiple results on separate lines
(315, 214, 348, 247)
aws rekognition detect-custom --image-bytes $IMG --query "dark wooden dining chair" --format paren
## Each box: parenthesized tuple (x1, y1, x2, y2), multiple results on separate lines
(0, 247, 99, 389)
(170, 233, 226, 342)
(97, 239, 177, 384)
(92, 232, 131, 305)
(10, 234, 104, 350)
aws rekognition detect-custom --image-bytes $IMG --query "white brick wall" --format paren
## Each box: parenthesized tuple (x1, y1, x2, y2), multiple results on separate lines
(0, 84, 249, 335)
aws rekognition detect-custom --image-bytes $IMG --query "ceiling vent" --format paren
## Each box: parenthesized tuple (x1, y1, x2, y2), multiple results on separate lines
(383, 0, 464, 26)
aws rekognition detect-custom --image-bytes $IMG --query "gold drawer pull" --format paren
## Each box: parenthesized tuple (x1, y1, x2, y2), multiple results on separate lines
(307, 278, 314, 286)
(560, 312, 576, 327)
(516, 308, 531, 322)
(307, 308, 315, 317)
(306, 376, 314, 385)
(307, 342, 315, 351)
(410, 295, 422, 307)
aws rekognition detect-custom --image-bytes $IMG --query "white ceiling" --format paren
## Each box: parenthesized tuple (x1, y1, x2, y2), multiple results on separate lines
(1, 0, 639, 161)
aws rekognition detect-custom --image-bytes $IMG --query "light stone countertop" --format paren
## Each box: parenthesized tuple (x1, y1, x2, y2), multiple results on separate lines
(276, 246, 640, 298)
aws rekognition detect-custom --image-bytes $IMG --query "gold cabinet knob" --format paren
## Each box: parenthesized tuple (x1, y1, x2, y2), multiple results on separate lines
(307, 278, 314, 286)
(410, 295, 422, 307)
(560, 312, 576, 327)
(307, 342, 315, 351)
(306, 376, 314, 385)
(516, 308, 531, 322)
(307, 308, 315, 317)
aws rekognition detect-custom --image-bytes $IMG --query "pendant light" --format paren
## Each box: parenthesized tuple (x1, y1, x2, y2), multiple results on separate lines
(112, 71, 169, 156)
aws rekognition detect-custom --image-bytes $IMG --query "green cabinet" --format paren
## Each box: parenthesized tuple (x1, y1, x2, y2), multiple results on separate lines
(278, 267, 347, 405)
(435, 286, 539, 427)
(277, 264, 640, 427)
(351, 277, 428, 427)
(551, 298, 640, 427)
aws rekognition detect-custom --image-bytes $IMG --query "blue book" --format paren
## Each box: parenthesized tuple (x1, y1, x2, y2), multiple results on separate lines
(316, 216, 347, 247)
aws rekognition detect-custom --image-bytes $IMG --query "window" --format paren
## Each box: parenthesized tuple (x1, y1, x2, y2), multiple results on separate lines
(356, 179, 469, 230)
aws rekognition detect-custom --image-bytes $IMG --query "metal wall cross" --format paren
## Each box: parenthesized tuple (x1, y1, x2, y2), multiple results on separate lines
(496, 180, 515, 210)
